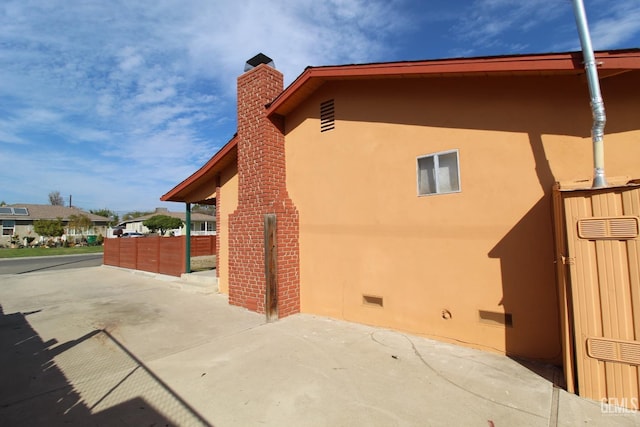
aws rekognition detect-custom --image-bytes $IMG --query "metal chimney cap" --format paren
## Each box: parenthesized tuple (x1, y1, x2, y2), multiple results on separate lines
(244, 53, 275, 72)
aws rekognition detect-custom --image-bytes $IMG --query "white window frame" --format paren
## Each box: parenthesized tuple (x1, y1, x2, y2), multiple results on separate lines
(416, 149, 461, 196)
(2, 220, 15, 236)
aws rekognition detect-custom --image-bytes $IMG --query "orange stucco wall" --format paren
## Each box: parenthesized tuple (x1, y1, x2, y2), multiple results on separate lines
(284, 71, 640, 361)
(217, 162, 238, 294)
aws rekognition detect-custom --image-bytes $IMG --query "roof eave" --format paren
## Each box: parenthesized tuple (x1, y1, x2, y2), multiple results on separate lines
(267, 49, 640, 118)
(161, 135, 238, 203)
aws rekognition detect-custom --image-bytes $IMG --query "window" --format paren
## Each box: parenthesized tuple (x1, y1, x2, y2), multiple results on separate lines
(2, 220, 15, 236)
(417, 150, 460, 195)
(190, 222, 213, 232)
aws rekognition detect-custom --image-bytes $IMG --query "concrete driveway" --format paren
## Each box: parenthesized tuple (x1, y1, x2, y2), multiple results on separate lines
(1, 266, 638, 426)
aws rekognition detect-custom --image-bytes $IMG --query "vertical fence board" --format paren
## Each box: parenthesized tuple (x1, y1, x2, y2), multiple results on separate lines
(119, 239, 137, 269)
(102, 235, 215, 276)
(159, 236, 185, 276)
(137, 236, 160, 273)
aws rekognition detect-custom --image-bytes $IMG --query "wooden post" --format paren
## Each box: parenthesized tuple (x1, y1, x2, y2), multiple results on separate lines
(185, 203, 191, 273)
(264, 214, 277, 321)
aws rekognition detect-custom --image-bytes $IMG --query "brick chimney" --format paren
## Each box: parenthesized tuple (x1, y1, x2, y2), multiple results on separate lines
(228, 54, 300, 319)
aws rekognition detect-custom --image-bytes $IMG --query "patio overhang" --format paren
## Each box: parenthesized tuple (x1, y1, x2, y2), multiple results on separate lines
(161, 135, 238, 204)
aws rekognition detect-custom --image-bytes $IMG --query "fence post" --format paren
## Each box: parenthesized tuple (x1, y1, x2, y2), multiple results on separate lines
(185, 202, 191, 273)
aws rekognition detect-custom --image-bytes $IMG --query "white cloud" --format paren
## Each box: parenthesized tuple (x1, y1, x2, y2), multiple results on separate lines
(117, 47, 145, 72)
(451, 0, 566, 50)
(180, 0, 407, 87)
(0, 0, 406, 210)
(450, 0, 640, 55)
(589, 1, 640, 49)
(0, 129, 25, 145)
(5, 0, 634, 211)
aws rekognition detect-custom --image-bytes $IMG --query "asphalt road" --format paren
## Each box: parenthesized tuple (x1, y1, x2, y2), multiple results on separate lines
(0, 253, 103, 275)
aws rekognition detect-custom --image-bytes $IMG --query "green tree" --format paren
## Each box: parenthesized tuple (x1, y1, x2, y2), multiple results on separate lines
(68, 214, 93, 235)
(143, 215, 183, 236)
(90, 208, 119, 226)
(49, 191, 64, 206)
(33, 218, 65, 238)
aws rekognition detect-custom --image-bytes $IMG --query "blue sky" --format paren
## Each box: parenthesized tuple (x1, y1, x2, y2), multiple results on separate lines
(1, 0, 639, 213)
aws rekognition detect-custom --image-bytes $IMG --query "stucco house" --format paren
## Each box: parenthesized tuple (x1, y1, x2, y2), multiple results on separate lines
(162, 50, 640, 400)
(114, 207, 215, 237)
(0, 204, 110, 246)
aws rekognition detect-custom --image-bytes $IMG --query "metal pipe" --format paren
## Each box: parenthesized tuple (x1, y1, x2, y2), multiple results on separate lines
(572, 0, 607, 188)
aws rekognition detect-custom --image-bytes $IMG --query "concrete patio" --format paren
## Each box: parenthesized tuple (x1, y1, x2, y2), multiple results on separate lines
(0, 265, 638, 426)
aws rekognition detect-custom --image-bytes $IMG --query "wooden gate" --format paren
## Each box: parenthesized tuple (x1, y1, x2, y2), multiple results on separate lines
(554, 180, 640, 410)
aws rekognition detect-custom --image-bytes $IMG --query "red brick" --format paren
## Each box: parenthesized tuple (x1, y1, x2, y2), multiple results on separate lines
(228, 64, 300, 318)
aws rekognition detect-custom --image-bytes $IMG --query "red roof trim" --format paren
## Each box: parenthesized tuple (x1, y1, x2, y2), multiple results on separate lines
(267, 49, 640, 117)
(161, 135, 237, 202)
(162, 49, 640, 204)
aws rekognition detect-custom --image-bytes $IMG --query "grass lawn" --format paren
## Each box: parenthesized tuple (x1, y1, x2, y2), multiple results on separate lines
(0, 245, 104, 259)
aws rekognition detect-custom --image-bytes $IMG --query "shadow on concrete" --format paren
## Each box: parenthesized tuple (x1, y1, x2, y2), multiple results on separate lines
(0, 304, 212, 426)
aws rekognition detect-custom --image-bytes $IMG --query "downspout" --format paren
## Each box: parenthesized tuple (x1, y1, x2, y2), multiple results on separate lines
(571, 0, 607, 188)
(185, 202, 191, 273)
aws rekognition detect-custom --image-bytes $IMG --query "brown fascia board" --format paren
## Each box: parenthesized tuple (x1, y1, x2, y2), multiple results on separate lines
(267, 49, 640, 118)
(161, 135, 238, 203)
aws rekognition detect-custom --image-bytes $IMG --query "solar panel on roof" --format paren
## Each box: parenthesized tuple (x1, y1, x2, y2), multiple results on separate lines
(13, 208, 28, 215)
(0, 207, 12, 214)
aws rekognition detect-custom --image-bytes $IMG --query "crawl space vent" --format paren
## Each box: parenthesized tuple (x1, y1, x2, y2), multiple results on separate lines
(363, 294, 383, 307)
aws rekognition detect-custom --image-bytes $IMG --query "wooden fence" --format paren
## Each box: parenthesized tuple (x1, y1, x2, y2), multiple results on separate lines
(103, 235, 216, 276)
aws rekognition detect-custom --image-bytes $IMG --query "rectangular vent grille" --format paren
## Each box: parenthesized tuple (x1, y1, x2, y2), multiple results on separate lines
(363, 294, 383, 307)
(587, 337, 640, 365)
(578, 216, 639, 240)
(320, 99, 335, 132)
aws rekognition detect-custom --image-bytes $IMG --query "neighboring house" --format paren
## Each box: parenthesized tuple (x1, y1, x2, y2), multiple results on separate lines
(162, 51, 640, 372)
(0, 204, 110, 246)
(113, 207, 215, 237)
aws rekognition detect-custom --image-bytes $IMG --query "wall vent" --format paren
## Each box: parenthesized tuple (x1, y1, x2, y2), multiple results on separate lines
(578, 216, 639, 240)
(587, 337, 640, 365)
(479, 310, 513, 327)
(363, 294, 383, 308)
(320, 99, 335, 132)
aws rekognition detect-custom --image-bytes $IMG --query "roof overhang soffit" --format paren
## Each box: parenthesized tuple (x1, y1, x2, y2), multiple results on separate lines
(161, 137, 237, 204)
(266, 49, 640, 119)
